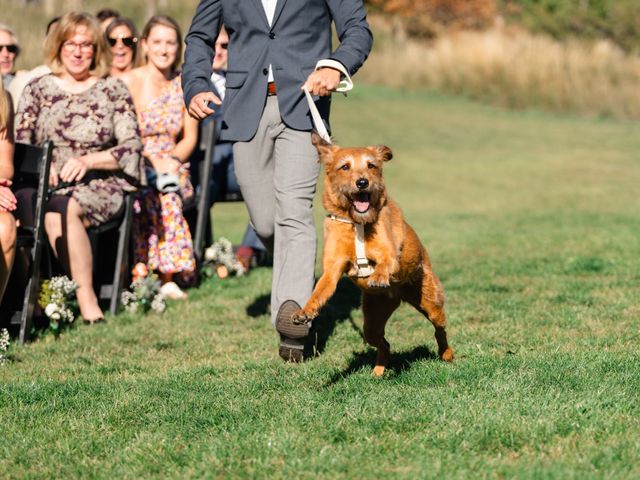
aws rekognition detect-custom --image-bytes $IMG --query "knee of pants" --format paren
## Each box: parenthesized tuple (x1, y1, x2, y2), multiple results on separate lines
(277, 196, 315, 229)
(251, 217, 275, 241)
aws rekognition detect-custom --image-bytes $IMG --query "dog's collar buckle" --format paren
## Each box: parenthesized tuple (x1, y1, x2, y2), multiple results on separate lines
(328, 214, 374, 277)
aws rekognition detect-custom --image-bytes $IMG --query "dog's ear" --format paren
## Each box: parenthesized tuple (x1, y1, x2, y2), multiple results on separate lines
(369, 145, 393, 162)
(311, 130, 337, 160)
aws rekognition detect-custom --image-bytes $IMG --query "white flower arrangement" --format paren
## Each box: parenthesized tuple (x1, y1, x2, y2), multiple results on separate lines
(38, 275, 78, 333)
(121, 263, 166, 314)
(203, 237, 245, 278)
(0, 328, 9, 365)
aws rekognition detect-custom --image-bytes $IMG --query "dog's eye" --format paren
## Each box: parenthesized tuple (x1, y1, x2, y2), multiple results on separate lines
(368, 163, 377, 169)
(339, 164, 350, 171)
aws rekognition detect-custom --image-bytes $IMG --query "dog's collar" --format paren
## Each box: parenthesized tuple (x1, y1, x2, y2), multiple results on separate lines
(327, 214, 374, 277)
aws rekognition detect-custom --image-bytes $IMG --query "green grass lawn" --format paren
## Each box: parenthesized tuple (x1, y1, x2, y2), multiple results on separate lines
(2, 86, 639, 479)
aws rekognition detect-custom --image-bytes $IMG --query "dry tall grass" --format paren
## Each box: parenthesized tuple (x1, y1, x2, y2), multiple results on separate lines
(360, 22, 640, 119)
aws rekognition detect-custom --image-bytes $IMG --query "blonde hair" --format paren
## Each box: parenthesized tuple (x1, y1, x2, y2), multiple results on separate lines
(141, 15, 183, 73)
(45, 12, 111, 78)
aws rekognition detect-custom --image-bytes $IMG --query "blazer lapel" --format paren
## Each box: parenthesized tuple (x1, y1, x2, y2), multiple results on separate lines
(250, 0, 271, 29)
(271, 0, 289, 28)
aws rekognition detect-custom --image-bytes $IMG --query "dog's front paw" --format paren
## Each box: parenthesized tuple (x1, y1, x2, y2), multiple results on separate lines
(367, 270, 391, 288)
(292, 308, 318, 325)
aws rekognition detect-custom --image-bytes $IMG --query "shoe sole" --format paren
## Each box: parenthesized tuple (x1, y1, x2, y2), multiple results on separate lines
(275, 300, 308, 362)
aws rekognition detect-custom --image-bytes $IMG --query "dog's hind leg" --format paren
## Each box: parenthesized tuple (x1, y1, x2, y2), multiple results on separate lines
(402, 272, 454, 362)
(362, 292, 401, 377)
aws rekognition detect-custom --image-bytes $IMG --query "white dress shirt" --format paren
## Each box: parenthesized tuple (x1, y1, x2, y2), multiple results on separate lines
(262, 0, 277, 82)
(211, 70, 226, 101)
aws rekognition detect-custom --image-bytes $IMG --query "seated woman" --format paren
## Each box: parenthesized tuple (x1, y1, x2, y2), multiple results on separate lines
(15, 11, 142, 323)
(105, 16, 139, 77)
(121, 15, 198, 300)
(0, 79, 16, 302)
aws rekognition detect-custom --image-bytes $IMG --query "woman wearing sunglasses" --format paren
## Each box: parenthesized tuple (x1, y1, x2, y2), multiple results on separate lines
(105, 17, 139, 77)
(0, 24, 20, 88)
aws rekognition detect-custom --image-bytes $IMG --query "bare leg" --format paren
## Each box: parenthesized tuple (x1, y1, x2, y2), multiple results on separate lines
(45, 198, 103, 321)
(362, 292, 401, 377)
(0, 212, 17, 301)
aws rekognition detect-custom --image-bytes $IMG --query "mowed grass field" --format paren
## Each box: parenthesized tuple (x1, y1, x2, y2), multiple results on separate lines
(1, 86, 639, 478)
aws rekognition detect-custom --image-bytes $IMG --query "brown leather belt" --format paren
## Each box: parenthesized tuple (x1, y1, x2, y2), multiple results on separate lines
(267, 81, 277, 96)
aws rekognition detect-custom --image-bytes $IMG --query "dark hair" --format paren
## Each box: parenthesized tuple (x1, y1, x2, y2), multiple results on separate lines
(105, 16, 140, 66)
(96, 8, 120, 22)
(46, 16, 61, 35)
(141, 15, 183, 72)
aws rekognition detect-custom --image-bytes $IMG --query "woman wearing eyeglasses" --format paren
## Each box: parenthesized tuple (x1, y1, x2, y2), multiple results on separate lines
(121, 15, 198, 300)
(105, 17, 139, 77)
(14, 12, 143, 324)
(0, 24, 20, 89)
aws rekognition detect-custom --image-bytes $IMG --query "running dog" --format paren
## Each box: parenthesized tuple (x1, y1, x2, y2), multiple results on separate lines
(293, 133, 454, 376)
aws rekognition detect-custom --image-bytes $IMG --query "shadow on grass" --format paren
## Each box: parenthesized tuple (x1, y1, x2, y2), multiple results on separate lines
(246, 293, 270, 318)
(246, 277, 362, 355)
(325, 345, 438, 385)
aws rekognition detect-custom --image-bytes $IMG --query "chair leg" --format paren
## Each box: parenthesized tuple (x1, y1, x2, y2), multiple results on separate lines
(109, 197, 133, 315)
(19, 239, 44, 345)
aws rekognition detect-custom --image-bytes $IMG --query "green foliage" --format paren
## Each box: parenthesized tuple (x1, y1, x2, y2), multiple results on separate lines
(500, 0, 640, 52)
(1, 87, 640, 477)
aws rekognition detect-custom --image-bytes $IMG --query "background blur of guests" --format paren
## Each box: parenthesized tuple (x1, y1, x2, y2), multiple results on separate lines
(105, 16, 140, 77)
(0, 78, 16, 302)
(7, 17, 60, 110)
(96, 8, 120, 32)
(121, 16, 198, 301)
(0, 24, 20, 88)
(14, 11, 142, 323)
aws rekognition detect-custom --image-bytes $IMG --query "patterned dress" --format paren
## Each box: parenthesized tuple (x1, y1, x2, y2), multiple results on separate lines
(132, 76, 196, 278)
(14, 74, 143, 226)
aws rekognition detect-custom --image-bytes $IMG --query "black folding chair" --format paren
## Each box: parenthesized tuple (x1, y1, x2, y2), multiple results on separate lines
(89, 192, 134, 316)
(5, 141, 53, 344)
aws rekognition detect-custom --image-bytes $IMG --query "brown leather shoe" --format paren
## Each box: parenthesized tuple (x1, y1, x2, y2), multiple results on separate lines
(275, 300, 308, 362)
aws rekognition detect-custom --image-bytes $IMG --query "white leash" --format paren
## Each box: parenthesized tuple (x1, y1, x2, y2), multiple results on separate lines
(303, 59, 353, 143)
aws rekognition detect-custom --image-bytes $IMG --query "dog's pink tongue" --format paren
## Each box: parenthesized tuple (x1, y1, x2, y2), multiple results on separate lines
(353, 193, 370, 213)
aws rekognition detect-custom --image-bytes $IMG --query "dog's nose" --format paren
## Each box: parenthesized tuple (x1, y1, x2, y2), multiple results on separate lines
(356, 178, 369, 190)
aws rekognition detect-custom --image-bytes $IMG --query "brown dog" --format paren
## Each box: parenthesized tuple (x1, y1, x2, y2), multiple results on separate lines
(293, 133, 453, 376)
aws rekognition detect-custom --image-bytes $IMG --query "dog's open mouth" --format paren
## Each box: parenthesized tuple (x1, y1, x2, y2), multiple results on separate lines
(351, 192, 370, 213)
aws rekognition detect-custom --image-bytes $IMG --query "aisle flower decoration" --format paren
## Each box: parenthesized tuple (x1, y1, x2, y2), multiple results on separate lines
(38, 275, 78, 333)
(0, 328, 9, 365)
(202, 237, 245, 279)
(121, 263, 166, 314)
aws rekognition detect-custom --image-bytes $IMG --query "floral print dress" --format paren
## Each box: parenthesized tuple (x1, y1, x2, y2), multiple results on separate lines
(133, 76, 196, 278)
(15, 74, 143, 226)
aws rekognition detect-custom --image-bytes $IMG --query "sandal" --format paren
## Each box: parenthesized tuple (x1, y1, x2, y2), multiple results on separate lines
(160, 281, 188, 300)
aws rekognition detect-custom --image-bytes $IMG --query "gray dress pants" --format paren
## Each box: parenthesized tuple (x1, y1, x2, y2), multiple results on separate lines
(233, 96, 320, 324)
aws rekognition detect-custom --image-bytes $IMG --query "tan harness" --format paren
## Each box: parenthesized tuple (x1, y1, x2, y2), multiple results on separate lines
(328, 214, 374, 278)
